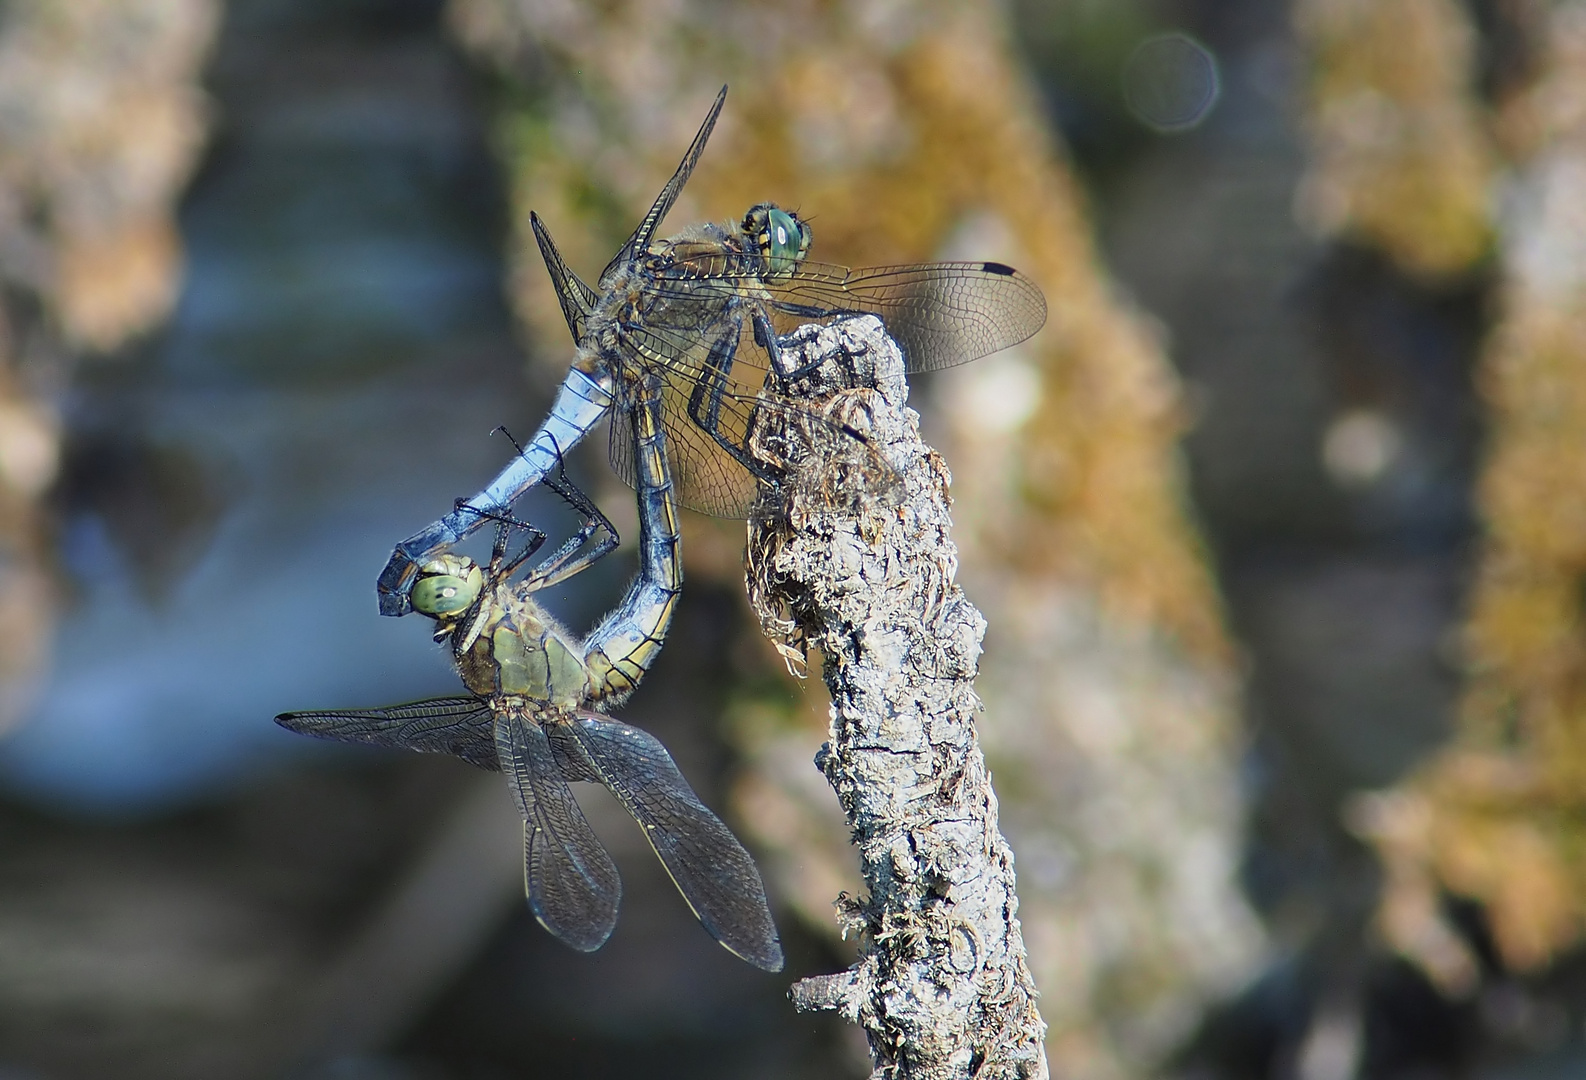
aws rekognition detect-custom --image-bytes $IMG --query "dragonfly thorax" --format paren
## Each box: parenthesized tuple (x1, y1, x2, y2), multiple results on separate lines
(461, 592, 589, 708)
(581, 264, 660, 365)
(410, 554, 589, 707)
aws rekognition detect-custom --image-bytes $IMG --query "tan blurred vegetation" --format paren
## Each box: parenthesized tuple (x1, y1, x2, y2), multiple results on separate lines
(1301, 0, 1586, 990)
(1293, 0, 1496, 279)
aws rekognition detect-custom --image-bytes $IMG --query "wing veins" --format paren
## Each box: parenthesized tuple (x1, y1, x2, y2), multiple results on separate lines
(560, 711, 783, 971)
(496, 709, 621, 952)
(274, 697, 499, 771)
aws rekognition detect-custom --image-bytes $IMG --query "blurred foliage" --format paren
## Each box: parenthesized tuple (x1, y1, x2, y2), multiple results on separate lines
(444, 2, 1259, 1076)
(0, 0, 216, 733)
(1312, 0, 1586, 994)
(1004, 0, 1175, 189)
(1293, 0, 1497, 279)
(0, 0, 216, 350)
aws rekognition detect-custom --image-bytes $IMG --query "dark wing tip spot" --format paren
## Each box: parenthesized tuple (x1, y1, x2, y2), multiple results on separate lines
(981, 261, 1017, 276)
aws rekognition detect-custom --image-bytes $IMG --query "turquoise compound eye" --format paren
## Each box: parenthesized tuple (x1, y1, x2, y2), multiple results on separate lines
(412, 565, 483, 617)
(764, 208, 803, 271)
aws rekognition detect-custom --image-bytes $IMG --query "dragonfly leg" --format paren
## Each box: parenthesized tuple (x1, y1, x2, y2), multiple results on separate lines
(454, 427, 618, 586)
(452, 496, 541, 535)
(377, 368, 615, 617)
(753, 306, 838, 383)
(754, 309, 888, 473)
(488, 519, 545, 581)
(760, 305, 860, 382)
(687, 313, 781, 486)
(542, 446, 618, 544)
(753, 308, 781, 365)
(522, 451, 621, 592)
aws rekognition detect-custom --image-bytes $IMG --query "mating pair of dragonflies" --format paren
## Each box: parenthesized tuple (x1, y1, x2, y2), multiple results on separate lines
(276, 86, 1046, 972)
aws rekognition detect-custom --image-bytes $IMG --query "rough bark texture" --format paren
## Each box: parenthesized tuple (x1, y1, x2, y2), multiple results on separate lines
(747, 316, 1047, 1080)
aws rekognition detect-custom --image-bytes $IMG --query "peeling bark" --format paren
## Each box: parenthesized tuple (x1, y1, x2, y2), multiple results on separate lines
(747, 316, 1047, 1080)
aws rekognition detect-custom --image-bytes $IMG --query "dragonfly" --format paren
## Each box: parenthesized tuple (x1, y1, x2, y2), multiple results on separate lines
(376, 84, 1047, 616)
(279, 382, 784, 971)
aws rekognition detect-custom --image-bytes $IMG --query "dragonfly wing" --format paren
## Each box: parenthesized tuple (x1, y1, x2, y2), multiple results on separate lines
(562, 710, 783, 971)
(609, 348, 759, 518)
(659, 256, 1047, 373)
(608, 309, 897, 518)
(496, 708, 621, 952)
(600, 85, 728, 283)
(531, 212, 600, 343)
(547, 726, 603, 783)
(275, 697, 499, 771)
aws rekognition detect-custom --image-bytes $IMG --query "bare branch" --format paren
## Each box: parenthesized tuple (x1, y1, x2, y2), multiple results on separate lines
(747, 317, 1048, 1080)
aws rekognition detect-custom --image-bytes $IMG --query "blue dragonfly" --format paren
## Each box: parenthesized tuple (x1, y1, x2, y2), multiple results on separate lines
(376, 84, 1046, 616)
(280, 382, 783, 970)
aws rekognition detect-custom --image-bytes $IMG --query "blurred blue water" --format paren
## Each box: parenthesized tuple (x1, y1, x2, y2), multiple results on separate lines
(0, 21, 618, 815)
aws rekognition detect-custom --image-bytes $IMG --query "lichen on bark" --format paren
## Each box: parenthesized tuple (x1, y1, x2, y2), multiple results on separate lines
(746, 315, 1047, 1080)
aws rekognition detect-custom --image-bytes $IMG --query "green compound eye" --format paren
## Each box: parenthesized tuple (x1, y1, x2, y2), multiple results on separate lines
(763, 208, 804, 271)
(412, 564, 483, 617)
(745, 204, 808, 277)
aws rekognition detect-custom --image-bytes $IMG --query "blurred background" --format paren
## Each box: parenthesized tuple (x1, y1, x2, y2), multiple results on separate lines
(0, 0, 1582, 1077)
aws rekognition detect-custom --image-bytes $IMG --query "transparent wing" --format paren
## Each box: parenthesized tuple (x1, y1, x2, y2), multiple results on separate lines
(496, 708, 621, 952)
(599, 85, 728, 283)
(609, 363, 755, 518)
(531, 211, 600, 343)
(661, 256, 1048, 373)
(554, 711, 783, 972)
(607, 312, 897, 518)
(548, 732, 602, 783)
(275, 697, 499, 771)
(610, 377, 897, 519)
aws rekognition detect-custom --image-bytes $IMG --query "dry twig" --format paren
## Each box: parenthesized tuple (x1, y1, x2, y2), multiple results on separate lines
(747, 317, 1047, 1080)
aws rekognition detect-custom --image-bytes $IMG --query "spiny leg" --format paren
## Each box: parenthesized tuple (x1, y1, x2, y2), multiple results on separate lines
(749, 308, 887, 467)
(524, 443, 622, 591)
(686, 310, 781, 486)
(758, 304, 841, 381)
(377, 367, 615, 617)
(752, 306, 796, 378)
(468, 427, 618, 587)
(442, 506, 547, 591)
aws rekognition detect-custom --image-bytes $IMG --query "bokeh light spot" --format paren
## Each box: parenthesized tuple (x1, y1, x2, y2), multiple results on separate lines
(1322, 408, 1401, 488)
(1122, 33, 1221, 133)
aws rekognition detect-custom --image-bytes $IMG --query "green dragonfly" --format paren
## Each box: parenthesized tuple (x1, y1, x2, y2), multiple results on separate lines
(376, 84, 1046, 616)
(279, 380, 782, 970)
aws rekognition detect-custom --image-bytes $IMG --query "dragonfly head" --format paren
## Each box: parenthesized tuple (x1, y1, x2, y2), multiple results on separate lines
(744, 203, 810, 277)
(411, 555, 484, 625)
